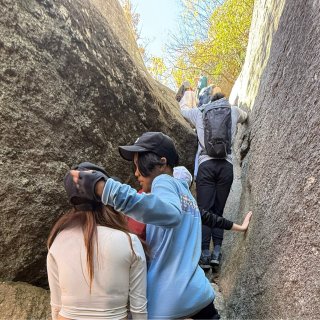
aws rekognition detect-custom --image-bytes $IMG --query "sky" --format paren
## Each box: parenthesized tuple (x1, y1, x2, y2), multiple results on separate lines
(130, 0, 182, 58)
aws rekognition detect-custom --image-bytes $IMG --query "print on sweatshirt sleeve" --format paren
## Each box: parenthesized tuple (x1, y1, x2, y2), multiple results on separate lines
(180, 194, 199, 217)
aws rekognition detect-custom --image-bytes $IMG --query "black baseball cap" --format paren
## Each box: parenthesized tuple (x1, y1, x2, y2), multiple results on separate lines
(119, 132, 179, 167)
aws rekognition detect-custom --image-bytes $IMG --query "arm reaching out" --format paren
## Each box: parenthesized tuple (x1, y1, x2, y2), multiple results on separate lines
(201, 209, 234, 230)
(231, 211, 252, 232)
(70, 170, 182, 227)
(201, 210, 252, 232)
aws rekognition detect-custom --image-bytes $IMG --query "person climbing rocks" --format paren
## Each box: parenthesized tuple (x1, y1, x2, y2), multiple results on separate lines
(175, 81, 187, 102)
(47, 162, 148, 320)
(196, 73, 208, 98)
(197, 84, 222, 108)
(69, 132, 221, 319)
(180, 92, 248, 270)
(178, 81, 196, 108)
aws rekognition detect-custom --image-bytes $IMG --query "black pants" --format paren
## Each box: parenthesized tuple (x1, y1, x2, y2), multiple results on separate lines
(191, 300, 220, 319)
(196, 159, 233, 249)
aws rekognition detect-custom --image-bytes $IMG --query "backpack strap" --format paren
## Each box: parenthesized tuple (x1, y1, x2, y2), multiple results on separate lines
(203, 103, 231, 114)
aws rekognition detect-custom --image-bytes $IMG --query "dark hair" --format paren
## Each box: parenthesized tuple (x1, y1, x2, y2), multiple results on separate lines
(134, 152, 170, 177)
(175, 84, 186, 102)
(211, 92, 225, 102)
(47, 205, 148, 292)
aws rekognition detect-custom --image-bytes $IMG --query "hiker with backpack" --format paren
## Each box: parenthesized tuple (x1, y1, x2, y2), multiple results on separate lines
(194, 85, 221, 179)
(69, 132, 221, 319)
(180, 92, 248, 270)
(175, 80, 188, 102)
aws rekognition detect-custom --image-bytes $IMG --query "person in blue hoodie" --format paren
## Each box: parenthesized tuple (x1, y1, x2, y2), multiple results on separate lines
(70, 132, 250, 319)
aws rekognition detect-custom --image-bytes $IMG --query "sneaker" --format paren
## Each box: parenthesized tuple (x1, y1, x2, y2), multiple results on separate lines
(210, 251, 222, 267)
(199, 254, 211, 271)
(210, 255, 220, 266)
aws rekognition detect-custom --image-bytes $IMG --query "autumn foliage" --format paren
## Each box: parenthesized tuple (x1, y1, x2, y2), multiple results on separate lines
(171, 0, 254, 94)
(121, 0, 254, 93)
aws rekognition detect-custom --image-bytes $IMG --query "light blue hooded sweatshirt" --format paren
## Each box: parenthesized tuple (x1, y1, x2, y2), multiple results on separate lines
(102, 174, 214, 319)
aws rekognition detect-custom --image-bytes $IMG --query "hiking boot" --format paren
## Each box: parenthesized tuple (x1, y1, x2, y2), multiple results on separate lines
(199, 254, 211, 271)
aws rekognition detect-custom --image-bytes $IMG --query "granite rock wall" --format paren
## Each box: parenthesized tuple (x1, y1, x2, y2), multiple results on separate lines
(221, 0, 320, 318)
(0, 0, 196, 287)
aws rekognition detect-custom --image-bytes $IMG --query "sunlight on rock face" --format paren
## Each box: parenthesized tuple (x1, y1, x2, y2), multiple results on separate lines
(230, 0, 286, 110)
(222, 0, 320, 319)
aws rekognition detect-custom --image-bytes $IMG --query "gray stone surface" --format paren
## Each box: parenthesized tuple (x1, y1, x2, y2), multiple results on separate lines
(221, 0, 320, 318)
(0, 281, 50, 319)
(0, 0, 196, 287)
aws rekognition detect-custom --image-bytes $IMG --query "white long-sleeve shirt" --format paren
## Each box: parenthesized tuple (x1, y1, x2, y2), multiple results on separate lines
(179, 90, 196, 108)
(47, 226, 147, 320)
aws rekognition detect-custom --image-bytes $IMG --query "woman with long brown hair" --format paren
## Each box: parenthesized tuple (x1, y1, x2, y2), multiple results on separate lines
(47, 162, 147, 320)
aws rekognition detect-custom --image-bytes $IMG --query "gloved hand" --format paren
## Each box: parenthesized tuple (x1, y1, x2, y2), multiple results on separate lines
(73, 162, 109, 176)
(77, 169, 108, 202)
(66, 162, 110, 203)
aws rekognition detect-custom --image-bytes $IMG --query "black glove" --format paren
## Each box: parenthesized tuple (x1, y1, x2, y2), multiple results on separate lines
(76, 169, 108, 202)
(65, 162, 109, 204)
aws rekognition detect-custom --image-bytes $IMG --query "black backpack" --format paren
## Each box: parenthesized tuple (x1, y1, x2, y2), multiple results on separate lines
(202, 101, 231, 158)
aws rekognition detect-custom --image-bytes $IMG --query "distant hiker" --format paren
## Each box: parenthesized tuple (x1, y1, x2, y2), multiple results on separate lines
(179, 81, 196, 108)
(175, 80, 187, 102)
(47, 162, 147, 320)
(180, 93, 248, 269)
(196, 73, 208, 98)
(197, 85, 214, 110)
(197, 85, 222, 108)
(70, 132, 221, 319)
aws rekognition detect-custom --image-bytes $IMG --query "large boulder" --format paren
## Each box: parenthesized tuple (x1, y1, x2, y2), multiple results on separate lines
(0, 0, 196, 287)
(221, 0, 320, 318)
(0, 281, 50, 320)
